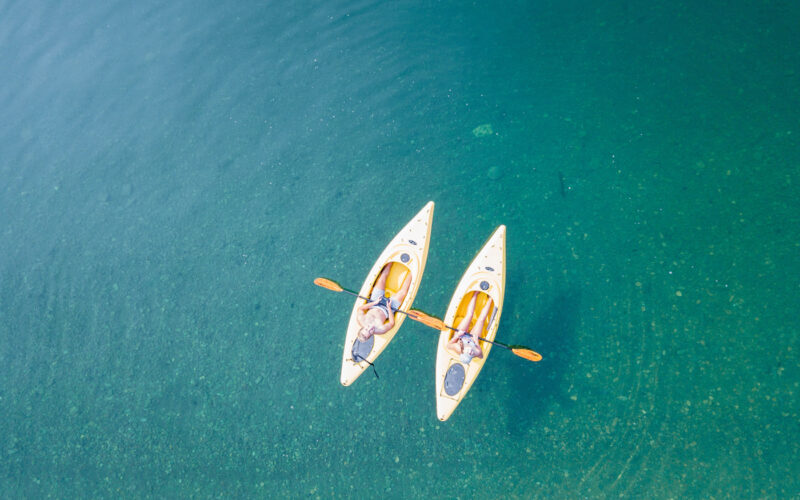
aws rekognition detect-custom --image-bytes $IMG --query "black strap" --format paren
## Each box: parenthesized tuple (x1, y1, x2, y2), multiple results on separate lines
(353, 352, 379, 379)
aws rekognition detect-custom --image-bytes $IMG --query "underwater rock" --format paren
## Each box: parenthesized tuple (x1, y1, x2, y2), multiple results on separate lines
(472, 123, 494, 137)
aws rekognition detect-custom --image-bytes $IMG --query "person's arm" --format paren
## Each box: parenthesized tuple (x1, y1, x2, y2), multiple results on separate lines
(469, 332, 483, 359)
(356, 309, 365, 327)
(386, 311, 396, 329)
(356, 301, 377, 327)
(359, 299, 380, 311)
(374, 310, 395, 334)
(444, 334, 460, 356)
(472, 335, 484, 359)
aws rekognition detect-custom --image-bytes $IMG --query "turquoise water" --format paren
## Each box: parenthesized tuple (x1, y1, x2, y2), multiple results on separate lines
(2, 0, 798, 497)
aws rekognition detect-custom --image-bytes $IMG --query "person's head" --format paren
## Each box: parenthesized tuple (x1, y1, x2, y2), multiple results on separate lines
(358, 325, 375, 342)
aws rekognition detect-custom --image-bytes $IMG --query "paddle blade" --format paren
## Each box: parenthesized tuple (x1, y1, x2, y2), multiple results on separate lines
(408, 309, 447, 331)
(314, 277, 343, 292)
(511, 347, 543, 362)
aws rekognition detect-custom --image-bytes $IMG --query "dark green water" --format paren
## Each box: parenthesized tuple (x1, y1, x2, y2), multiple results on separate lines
(1, 0, 798, 497)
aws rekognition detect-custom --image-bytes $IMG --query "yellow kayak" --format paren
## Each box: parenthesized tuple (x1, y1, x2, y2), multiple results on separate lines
(340, 201, 435, 386)
(435, 225, 506, 420)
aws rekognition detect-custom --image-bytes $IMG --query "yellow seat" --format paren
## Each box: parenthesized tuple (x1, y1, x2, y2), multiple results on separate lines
(383, 262, 409, 298)
(449, 291, 491, 344)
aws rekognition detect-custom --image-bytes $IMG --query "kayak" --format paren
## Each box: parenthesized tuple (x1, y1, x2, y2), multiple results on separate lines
(340, 201, 435, 386)
(435, 225, 506, 421)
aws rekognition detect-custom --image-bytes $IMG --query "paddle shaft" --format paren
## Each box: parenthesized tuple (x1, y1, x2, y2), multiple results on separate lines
(404, 308, 542, 362)
(334, 285, 418, 320)
(437, 321, 515, 352)
(314, 277, 541, 362)
(318, 278, 496, 343)
(340, 285, 511, 351)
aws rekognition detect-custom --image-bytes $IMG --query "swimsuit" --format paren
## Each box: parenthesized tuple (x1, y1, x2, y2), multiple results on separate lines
(368, 288, 400, 319)
(458, 333, 480, 364)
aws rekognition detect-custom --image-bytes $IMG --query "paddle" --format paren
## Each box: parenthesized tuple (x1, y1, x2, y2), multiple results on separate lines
(314, 277, 542, 362)
(313, 277, 423, 322)
(408, 309, 542, 362)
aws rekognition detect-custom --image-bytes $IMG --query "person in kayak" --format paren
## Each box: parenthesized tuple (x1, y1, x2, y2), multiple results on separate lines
(356, 263, 412, 342)
(445, 291, 491, 364)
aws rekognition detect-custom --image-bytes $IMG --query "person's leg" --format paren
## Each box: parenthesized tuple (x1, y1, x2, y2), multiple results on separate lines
(470, 296, 494, 336)
(390, 270, 412, 308)
(370, 263, 392, 301)
(374, 263, 392, 291)
(457, 291, 479, 332)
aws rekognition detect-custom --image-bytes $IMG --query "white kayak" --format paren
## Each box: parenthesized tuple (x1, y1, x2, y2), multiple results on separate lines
(340, 202, 435, 386)
(434, 225, 506, 421)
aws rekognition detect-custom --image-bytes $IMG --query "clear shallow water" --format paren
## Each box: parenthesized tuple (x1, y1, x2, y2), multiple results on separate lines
(1, 0, 798, 497)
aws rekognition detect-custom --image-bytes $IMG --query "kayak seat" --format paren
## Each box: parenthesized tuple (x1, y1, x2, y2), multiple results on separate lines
(382, 262, 409, 305)
(365, 262, 410, 322)
(450, 291, 491, 343)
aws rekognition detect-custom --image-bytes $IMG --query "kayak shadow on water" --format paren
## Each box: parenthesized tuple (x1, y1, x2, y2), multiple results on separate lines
(501, 284, 581, 436)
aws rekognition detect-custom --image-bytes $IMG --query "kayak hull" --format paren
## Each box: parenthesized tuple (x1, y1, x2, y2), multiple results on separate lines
(340, 202, 434, 386)
(435, 225, 506, 421)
